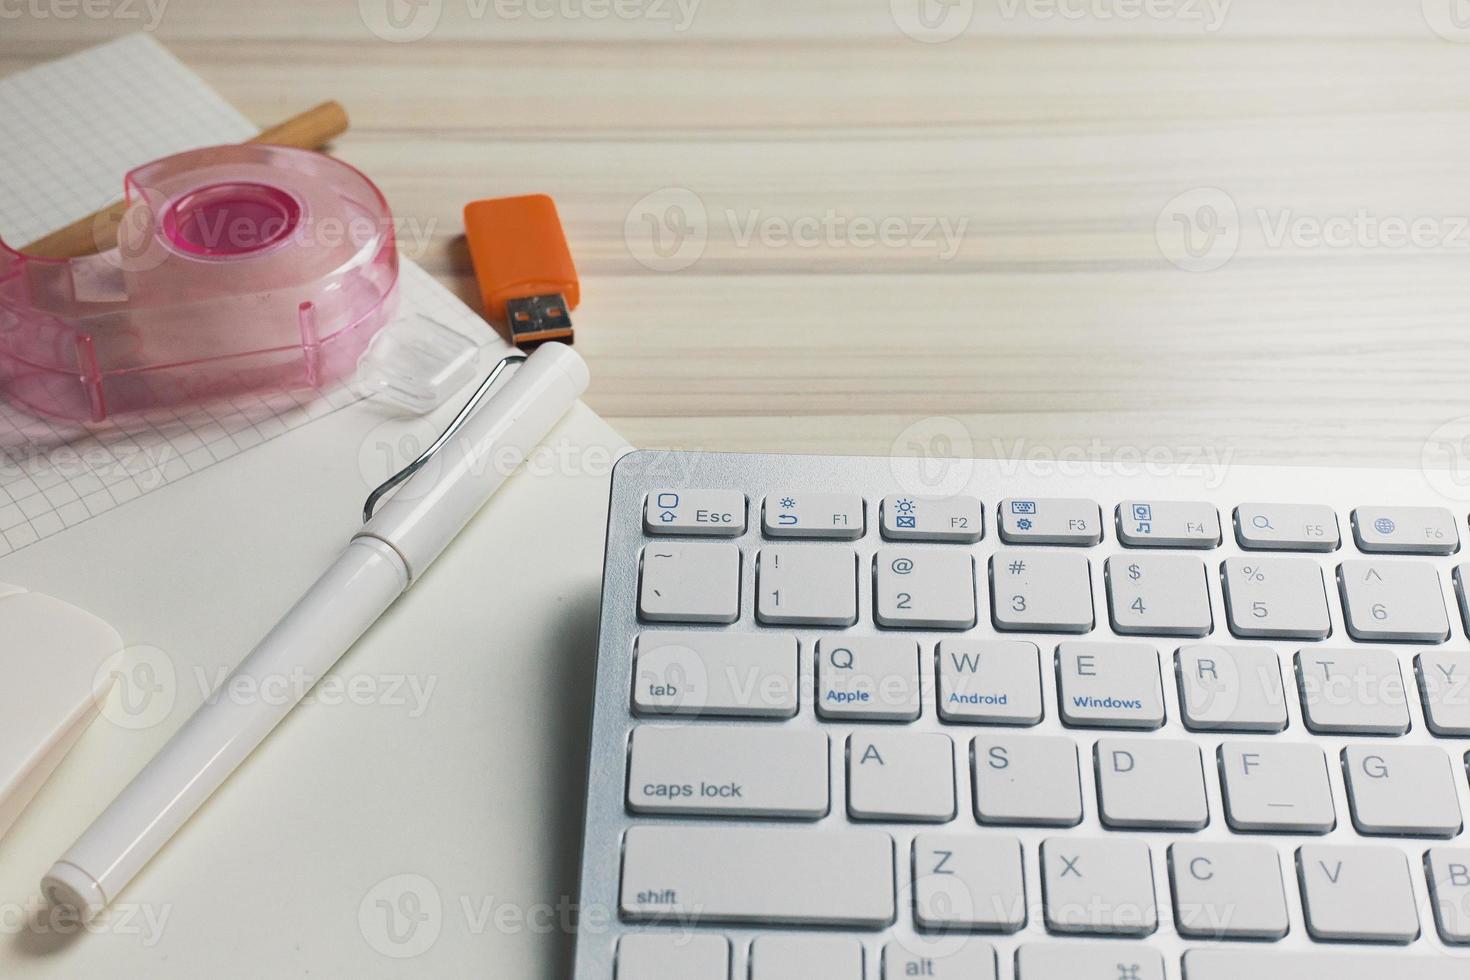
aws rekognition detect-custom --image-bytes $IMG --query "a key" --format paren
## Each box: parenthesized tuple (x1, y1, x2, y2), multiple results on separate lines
(762, 493, 864, 539)
(874, 548, 976, 629)
(1168, 841, 1289, 940)
(749, 936, 863, 980)
(1221, 557, 1331, 640)
(617, 934, 729, 980)
(972, 735, 1083, 827)
(1056, 642, 1165, 729)
(1094, 738, 1208, 831)
(633, 632, 797, 718)
(1175, 645, 1288, 732)
(1235, 503, 1341, 552)
(1353, 506, 1460, 555)
(1040, 837, 1157, 936)
(816, 637, 920, 721)
(883, 940, 997, 980)
(1416, 650, 1470, 735)
(1115, 500, 1220, 548)
(626, 727, 829, 818)
(1426, 848, 1470, 945)
(756, 547, 856, 626)
(1183, 950, 1466, 980)
(913, 834, 1026, 933)
(937, 640, 1043, 726)
(1015, 943, 1163, 980)
(998, 497, 1102, 546)
(881, 494, 984, 542)
(990, 551, 1094, 633)
(1219, 741, 1335, 833)
(1297, 844, 1420, 943)
(639, 543, 740, 624)
(1342, 744, 1463, 837)
(1338, 560, 1450, 642)
(1296, 649, 1409, 735)
(1105, 555, 1212, 637)
(847, 732, 955, 822)
(644, 489, 746, 536)
(620, 826, 894, 927)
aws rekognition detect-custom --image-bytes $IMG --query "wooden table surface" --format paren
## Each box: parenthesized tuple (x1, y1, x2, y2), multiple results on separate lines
(6, 1, 1470, 471)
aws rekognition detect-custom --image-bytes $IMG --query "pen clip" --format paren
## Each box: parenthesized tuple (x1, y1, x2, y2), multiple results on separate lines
(362, 353, 529, 523)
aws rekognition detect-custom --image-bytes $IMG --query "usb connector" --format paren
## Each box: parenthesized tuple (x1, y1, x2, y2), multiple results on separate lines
(504, 293, 573, 348)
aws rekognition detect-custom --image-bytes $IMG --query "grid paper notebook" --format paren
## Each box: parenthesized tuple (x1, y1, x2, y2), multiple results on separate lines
(0, 35, 490, 557)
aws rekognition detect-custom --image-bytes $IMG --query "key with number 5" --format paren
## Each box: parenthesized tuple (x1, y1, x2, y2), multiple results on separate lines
(1222, 557, 1330, 640)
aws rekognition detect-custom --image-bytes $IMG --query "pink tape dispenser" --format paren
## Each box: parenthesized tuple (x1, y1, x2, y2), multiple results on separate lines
(0, 145, 399, 422)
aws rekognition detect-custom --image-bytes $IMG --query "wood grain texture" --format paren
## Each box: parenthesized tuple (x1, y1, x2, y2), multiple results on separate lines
(5, 1, 1469, 469)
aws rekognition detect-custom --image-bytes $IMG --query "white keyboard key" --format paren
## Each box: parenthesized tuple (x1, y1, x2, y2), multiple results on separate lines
(1041, 837, 1157, 937)
(990, 551, 1094, 633)
(1297, 844, 1420, 943)
(1115, 500, 1220, 548)
(639, 543, 740, 624)
(1338, 559, 1451, 642)
(1104, 554, 1212, 637)
(620, 826, 894, 927)
(883, 939, 996, 980)
(1296, 648, 1410, 735)
(1353, 505, 1460, 555)
(937, 640, 1043, 726)
(1416, 650, 1470, 735)
(1343, 744, 1463, 837)
(1235, 502, 1341, 552)
(1457, 563, 1470, 632)
(1427, 847, 1470, 944)
(1016, 943, 1163, 980)
(913, 834, 1026, 933)
(972, 735, 1083, 827)
(1056, 642, 1165, 729)
(816, 638, 920, 721)
(847, 732, 955, 822)
(756, 547, 856, 626)
(1219, 741, 1335, 833)
(644, 489, 745, 536)
(880, 494, 983, 542)
(762, 493, 864, 539)
(617, 933, 728, 980)
(1094, 738, 1207, 831)
(749, 936, 862, 980)
(874, 548, 976, 629)
(1184, 950, 1466, 980)
(1168, 841, 1289, 940)
(998, 497, 1101, 545)
(626, 726, 828, 819)
(633, 632, 797, 718)
(1175, 645, 1288, 732)
(1222, 556, 1331, 640)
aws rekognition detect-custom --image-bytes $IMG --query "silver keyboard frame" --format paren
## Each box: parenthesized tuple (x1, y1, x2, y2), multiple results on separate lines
(573, 449, 1470, 978)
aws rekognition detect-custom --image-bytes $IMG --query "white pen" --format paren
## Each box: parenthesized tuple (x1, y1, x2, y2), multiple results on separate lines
(43, 343, 589, 920)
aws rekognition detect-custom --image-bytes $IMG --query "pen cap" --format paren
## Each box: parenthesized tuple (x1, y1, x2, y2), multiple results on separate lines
(355, 343, 589, 582)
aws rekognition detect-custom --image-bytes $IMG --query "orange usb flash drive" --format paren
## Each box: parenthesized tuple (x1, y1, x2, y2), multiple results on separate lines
(463, 194, 579, 347)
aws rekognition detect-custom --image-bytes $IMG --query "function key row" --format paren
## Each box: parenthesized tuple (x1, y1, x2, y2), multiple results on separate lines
(643, 491, 1464, 555)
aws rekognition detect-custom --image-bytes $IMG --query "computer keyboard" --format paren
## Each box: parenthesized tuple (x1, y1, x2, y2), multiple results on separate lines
(572, 450, 1470, 979)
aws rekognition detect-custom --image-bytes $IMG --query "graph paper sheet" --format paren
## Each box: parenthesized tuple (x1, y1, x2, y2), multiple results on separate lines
(0, 35, 491, 557)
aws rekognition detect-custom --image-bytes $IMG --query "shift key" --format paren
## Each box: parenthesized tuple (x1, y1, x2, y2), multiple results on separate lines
(626, 726, 829, 818)
(621, 825, 895, 927)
